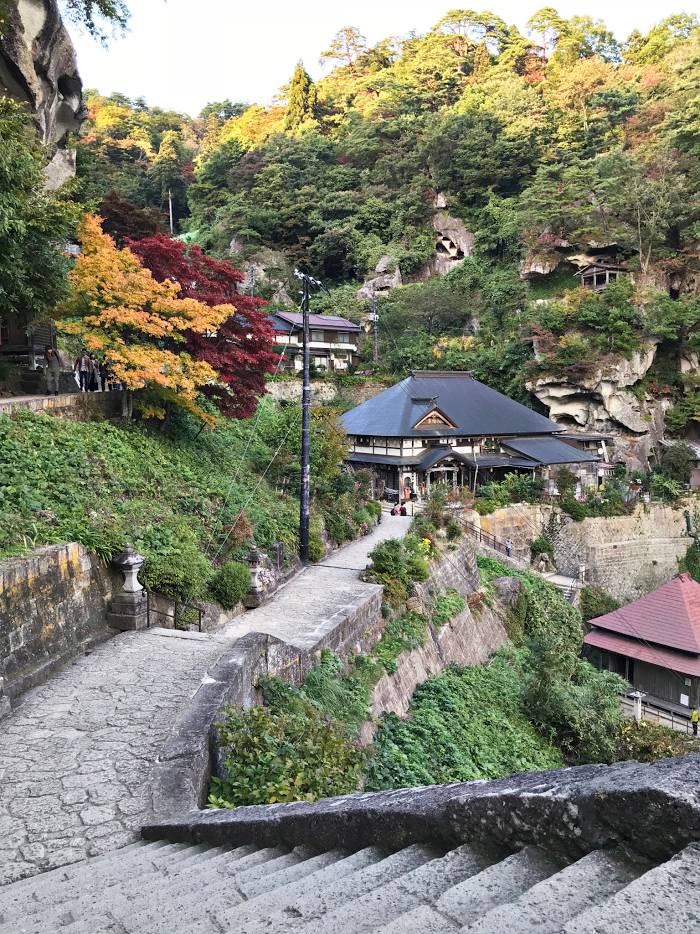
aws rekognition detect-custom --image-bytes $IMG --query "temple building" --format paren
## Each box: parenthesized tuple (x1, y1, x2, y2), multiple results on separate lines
(340, 371, 599, 500)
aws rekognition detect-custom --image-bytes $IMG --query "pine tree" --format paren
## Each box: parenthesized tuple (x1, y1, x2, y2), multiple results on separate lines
(284, 62, 317, 131)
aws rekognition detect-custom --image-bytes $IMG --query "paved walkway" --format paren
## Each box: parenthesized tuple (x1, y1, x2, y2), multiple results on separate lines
(221, 516, 412, 650)
(0, 519, 409, 885)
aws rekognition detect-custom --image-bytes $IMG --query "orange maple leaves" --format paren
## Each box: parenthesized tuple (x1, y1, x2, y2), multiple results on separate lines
(56, 215, 235, 420)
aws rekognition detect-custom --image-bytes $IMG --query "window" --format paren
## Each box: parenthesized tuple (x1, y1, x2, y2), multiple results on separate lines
(310, 330, 324, 342)
(337, 332, 350, 343)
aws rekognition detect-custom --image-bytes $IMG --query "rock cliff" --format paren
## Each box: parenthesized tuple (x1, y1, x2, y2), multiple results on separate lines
(0, 0, 84, 187)
(527, 341, 673, 469)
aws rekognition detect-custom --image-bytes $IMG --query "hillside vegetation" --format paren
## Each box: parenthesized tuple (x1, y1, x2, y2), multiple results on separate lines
(72, 11, 700, 427)
(0, 400, 376, 598)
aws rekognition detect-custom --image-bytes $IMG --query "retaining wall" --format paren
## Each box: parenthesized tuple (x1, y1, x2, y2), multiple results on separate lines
(0, 390, 126, 420)
(368, 600, 509, 726)
(147, 533, 499, 822)
(0, 543, 118, 702)
(467, 501, 691, 600)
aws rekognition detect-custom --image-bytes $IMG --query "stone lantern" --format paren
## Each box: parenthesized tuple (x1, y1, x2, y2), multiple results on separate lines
(107, 545, 148, 631)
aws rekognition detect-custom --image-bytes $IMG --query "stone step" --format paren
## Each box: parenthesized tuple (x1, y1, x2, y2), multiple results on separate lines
(207, 847, 383, 932)
(217, 843, 439, 934)
(69, 846, 299, 934)
(563, 843, 700, 934)
(435, 846, 564, 928)
(121, 849, 356, 932)
(290, 844, 493, 934)
(6, 845, 251, 934)
(0, 840, 166, 901)
(88, 846, 340, 934)
(0, 841, 196, 924)
(461, 849, 644, 933)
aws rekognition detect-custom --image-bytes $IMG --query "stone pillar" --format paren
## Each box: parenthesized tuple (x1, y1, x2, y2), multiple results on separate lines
(630, 691, 645, 723)
(0, 677, 10, 721)
(107, 545, 148, 631)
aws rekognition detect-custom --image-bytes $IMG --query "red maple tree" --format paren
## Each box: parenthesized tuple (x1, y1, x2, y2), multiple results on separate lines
(129, 234, 278, 418)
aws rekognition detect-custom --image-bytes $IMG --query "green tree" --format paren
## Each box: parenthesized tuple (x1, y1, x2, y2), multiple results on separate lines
(284, 62, 318, 131)
(319, 27, 367, 67)
(0, 99, 74, 323)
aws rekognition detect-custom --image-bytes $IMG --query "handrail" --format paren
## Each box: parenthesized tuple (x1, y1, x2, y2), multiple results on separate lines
(462, 522, 510, 557)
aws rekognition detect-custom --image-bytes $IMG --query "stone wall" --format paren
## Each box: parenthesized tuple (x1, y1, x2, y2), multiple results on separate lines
(0, 391, 127, 420)
(0, 544, 118, 703)
(466, 502, 691, 601)
(368, 601, 508, 727)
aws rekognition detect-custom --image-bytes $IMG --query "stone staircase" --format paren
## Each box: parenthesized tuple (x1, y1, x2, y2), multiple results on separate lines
(1, 834, 698, 933)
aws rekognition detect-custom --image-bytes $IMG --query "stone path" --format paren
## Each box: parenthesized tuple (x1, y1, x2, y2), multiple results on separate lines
(0, 628, 227, 885)
(0, 519, 410, 885)
(220, 516, 412, 650)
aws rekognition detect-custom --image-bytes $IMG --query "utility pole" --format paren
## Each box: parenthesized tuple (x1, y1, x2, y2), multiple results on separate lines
(369, 288, 379, 363)
(167, 188, 174, 236)
(294, 269, 323, 564)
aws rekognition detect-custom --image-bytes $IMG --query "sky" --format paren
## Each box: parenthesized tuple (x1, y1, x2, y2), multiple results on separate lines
(69, 1, 698, 115)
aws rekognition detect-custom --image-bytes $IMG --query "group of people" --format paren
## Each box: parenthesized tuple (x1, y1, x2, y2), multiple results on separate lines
(42, 347, 119, 395)
(73, 349, 117, 393)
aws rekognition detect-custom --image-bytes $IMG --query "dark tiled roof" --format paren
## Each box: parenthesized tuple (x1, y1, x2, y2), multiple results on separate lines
(503, 436, 599, 465)
(272, 311, 361, 332)
(340, 372, 560, 439)
(588, 573, 700, 654)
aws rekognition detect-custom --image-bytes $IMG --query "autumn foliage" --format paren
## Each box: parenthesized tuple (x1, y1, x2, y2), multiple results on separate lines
(129, 234, 278, 418)
(56, 214, 233, 422)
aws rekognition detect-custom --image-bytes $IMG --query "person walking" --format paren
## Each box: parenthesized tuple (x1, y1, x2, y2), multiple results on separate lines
(74, 349, 91, 391)
(99, 359, 110, 392)
(88, 354, 100, 391)
(43, 347, 61, 396)
(505, 537, 513, 558)
(691, 708, 698, 736)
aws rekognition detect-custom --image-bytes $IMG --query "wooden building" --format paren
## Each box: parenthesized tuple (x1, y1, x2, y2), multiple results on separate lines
(341, 371, 599, 501)
(574, 262, 627, 291)
(584, 573, 700, 712)
(270, 311, 361, 373)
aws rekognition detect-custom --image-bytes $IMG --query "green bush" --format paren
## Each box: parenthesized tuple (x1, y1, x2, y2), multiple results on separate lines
(210, 560, 250, 609)
(580, 586, 620, 622)
(372, 612, 428, 673)
(209, 702, 367, 807)
(615, 720, 687, 763)
(530, 535, 554, 559)
(432, 589, 466, 628)
(366, 652, 563, 790)
(143, 546, 212, 601)
(561, 498, 590, 521)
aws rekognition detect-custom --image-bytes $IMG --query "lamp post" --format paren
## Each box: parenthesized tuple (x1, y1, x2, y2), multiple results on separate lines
(294, 270, 323, 564)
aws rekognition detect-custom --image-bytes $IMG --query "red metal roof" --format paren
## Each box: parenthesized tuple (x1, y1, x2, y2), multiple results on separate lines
(584, 628, 700, 677)
(588, 573, 700, 653)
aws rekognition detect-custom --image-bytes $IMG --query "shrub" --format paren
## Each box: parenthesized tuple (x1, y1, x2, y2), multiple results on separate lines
(580, 586, 620, 622)
(444, 517, 463, 541)
(372, 612, 428, 673)
(659, 441, 696, 485)
(432, 589, 466, 628)
(209, 702, 367, 807)
(308, 527, 325, 561)
(615, 720, 687, 763)
(365, 500, 382, 520)
(561, 498, 590, 521)
(530, 535, 554, 559)
(366, 652, 563, 790)
(143, 546, 212, 601)
(210, 560, 250, 609)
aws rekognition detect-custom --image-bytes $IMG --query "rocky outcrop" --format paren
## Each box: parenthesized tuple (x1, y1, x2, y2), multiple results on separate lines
(528, 341, 671, 469)
(0, 0, 84, 187)
(356, 258, 402, 299)
(430, 210, 474, 276)
(233, 247, 293, 304)
(519, 249, 562, 278)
